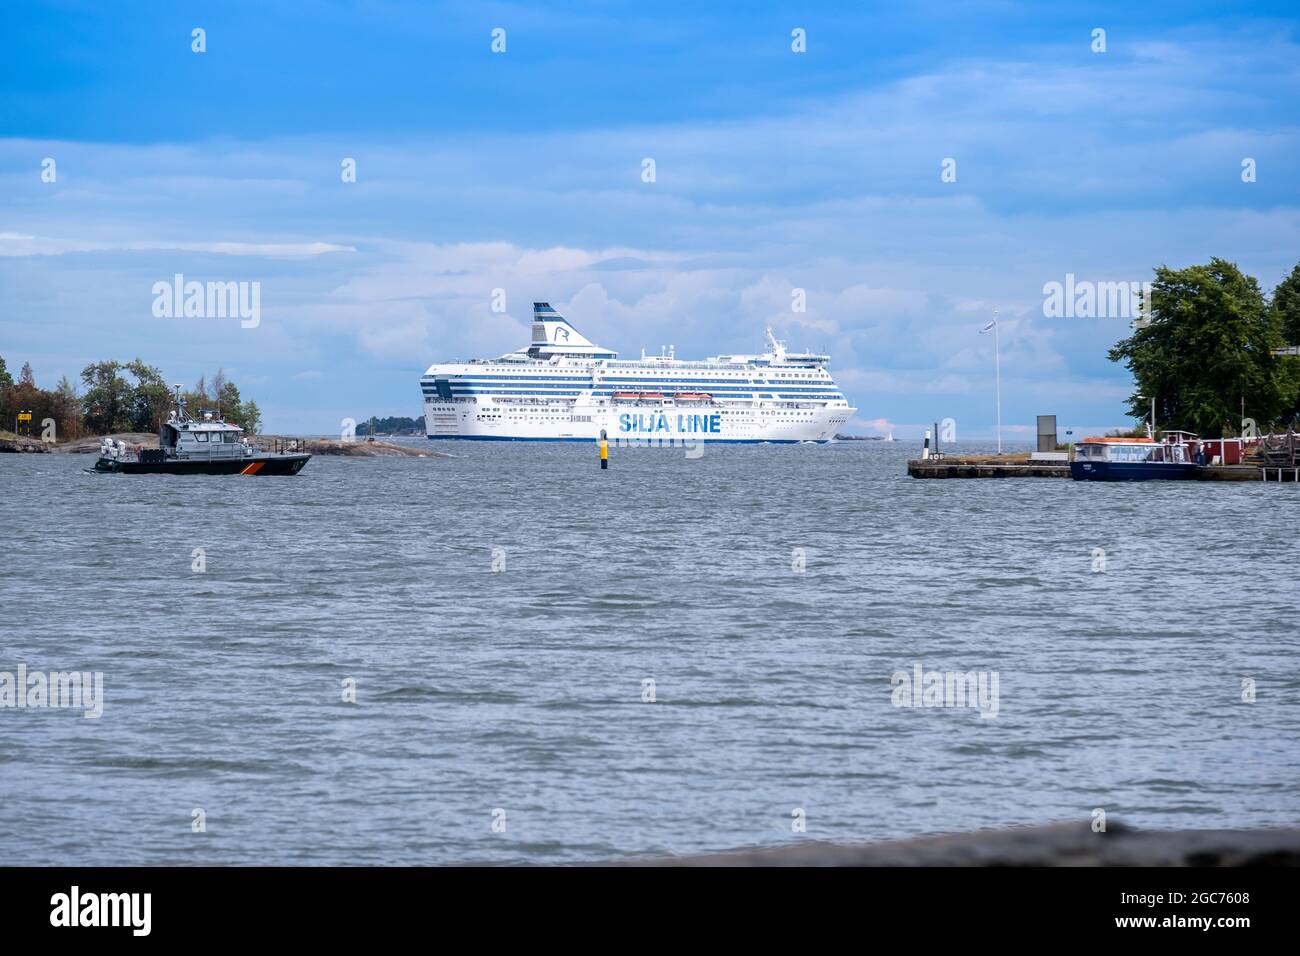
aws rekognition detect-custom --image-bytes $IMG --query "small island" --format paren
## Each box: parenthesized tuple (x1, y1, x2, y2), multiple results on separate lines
(0, 358, 443, 458)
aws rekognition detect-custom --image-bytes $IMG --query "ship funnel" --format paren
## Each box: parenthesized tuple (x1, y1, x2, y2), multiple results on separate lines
(529, 302, 616, 358)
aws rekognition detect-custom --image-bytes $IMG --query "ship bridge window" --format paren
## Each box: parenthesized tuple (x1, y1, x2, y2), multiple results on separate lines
(195, 432, 209, 442)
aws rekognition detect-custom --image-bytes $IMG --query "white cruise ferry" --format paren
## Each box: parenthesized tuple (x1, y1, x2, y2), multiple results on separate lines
(419, 303, 855, 443)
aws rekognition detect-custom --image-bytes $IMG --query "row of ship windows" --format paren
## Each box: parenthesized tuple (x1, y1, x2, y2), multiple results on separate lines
(434, 368, 828, 376)
(471, 411, 820, 420)
(426, 375, 831, 384)
(424, 391, 844, 399)
(436, 382, 839, 389)
(437, 381, 835, 387)
(443, 407, 837, 417)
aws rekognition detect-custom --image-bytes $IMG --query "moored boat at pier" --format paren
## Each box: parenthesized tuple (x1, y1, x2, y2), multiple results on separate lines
(1070, 435, 1198, 481)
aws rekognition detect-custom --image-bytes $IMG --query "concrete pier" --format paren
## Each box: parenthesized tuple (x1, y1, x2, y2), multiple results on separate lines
(908, 457, 1069, 478)
(909, 458, 1286, 481)
(1195, 466, 1267, 481)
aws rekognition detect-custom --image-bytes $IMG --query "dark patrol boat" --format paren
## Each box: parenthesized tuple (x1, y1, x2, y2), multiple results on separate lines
(94, 385, 310, 475)
(1070, 434, 1198, 481)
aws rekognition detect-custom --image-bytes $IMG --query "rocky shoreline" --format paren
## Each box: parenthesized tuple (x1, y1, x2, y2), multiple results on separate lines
(0, 434, 51, 453)
(624, 821, 1300, 866)
(287, 436, 447, 458)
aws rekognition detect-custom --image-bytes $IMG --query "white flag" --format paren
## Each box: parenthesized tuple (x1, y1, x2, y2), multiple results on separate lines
(979, 320, 996, 334)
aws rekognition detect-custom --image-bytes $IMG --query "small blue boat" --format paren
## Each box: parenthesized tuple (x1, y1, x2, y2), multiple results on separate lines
(1070, 435, 1199, 481)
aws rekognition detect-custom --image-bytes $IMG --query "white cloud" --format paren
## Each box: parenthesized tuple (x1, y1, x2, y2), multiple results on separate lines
(0, 235, 354, 258)
(2, 29, 1297, 430)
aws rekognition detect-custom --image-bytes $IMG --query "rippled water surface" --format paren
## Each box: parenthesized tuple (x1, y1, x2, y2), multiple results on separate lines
(1, 440, 1296, 864)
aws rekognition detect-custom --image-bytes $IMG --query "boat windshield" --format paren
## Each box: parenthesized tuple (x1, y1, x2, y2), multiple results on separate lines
(1108, 444, 1152, 461)
(1079, 442, 1187, 462)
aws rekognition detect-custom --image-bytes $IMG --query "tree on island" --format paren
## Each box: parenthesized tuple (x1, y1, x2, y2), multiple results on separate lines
(1272, 264, 1300, 347)
(1, 358, 85, 439)
(1108, 258, 1300, 437)
(4, 356, 265, 439)
(356, 415, 425, 436)
(178, 370, 261, 434)
(0, 355, 14, 424)
(3, 360, 53, 435)
(210, 372, 261, 435)
(51, 376, 83, 438)
(80, 360, 151, 433)
(80, 360, 262, 436)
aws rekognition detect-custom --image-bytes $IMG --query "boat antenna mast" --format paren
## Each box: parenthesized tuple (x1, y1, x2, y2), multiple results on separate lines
(171, 383, 190, 423)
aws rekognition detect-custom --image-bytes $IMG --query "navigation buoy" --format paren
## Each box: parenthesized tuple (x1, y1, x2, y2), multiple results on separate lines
(599, 429, 609, 470)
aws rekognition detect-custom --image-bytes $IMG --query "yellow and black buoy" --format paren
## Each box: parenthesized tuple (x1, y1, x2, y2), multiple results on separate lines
(599, 429, 609, 469)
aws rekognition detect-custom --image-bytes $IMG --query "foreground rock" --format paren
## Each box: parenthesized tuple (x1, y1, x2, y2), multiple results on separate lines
(0, 434, 51, 453)
(283, 437, 447, 458)
(627, 822, 1300, 866)
(53, 433, 158, 453)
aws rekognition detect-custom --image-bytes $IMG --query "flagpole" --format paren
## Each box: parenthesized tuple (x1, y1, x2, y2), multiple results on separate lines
(994, 310, 1001, 455)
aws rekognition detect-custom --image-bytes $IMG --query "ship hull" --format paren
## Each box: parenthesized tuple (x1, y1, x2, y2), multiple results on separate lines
(423, 400, 852, 443)
(94, 454, 310, 475)
(1070, 461, 1198, 481)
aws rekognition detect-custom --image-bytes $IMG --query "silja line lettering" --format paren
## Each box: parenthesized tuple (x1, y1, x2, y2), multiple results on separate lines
(620, 413, 721, 434)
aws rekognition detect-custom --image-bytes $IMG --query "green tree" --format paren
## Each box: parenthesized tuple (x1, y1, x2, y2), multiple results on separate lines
(213, 373, 260, 433)
(3, 363, 57, 438)
(80, 361, 134, 434)
(0, 355, 14, 425)
(1272, 264, 1300, 421)
(216, 378, 250, 429)
(1108, 258, 1299, 436)
(51, 375, 83, 439)
(125, 359, 170, 432)
(239, 399, 262, 435)
(1273, 264, 1300, 347)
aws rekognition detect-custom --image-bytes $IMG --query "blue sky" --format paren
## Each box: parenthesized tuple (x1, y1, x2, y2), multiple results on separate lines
(2, 1, 1298, 435)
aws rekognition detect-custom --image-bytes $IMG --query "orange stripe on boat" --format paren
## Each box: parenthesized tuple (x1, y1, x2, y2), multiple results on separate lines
(240, 462, 264, 475)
